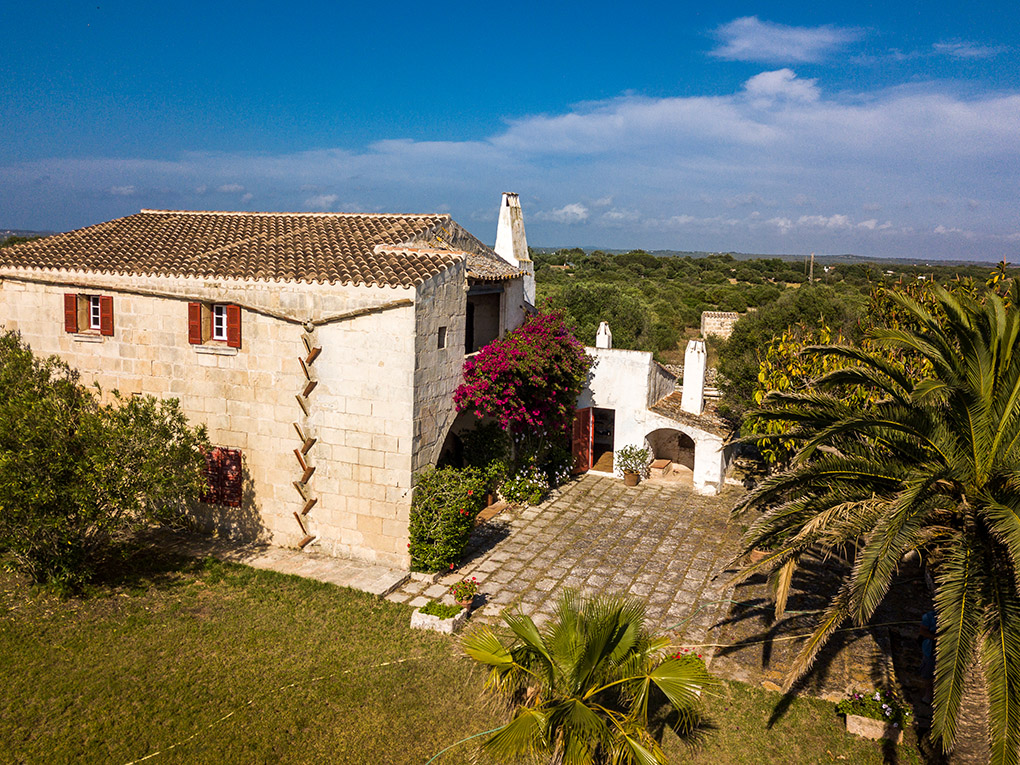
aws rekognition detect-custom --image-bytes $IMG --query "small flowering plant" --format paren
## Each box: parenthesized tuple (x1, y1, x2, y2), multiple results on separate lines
(836, 688, 912, 727)
(668, 646, 706, 671)
(449, 577, 478, 602)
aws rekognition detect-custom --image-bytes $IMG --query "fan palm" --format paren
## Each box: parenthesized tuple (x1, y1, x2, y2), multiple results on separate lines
(463, 590, 713, 764)
(734, 286, 1020, 764)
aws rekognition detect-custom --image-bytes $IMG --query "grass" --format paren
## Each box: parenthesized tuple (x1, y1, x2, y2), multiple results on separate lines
(1, 548, 924, 764)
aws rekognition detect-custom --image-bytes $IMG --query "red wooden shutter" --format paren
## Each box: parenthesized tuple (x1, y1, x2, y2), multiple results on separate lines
(223, 449, 242, 507)
(571, 407, 593, 474)
(188, 302, 203, 344)
(201, 447, 243, 506)
(63, 294, 78, 333)
(225, 304, 241, 348)
(99, 295, 114, 336)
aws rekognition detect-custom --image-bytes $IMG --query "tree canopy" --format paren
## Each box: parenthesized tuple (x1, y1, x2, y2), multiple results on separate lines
(735, 286, 1020, 763)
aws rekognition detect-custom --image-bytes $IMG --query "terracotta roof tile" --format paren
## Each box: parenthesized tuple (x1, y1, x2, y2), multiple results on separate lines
(0, 209, 519, 287)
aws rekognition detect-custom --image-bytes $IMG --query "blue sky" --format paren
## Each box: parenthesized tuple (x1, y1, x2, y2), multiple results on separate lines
(1, 1, 1018, 260)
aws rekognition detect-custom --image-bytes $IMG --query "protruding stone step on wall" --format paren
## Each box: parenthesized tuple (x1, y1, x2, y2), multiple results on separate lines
(293, 326, 324, 549)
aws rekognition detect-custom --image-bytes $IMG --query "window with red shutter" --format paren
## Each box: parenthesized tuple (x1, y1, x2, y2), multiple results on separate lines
(99, 295, 114, 336)
(64, 294, 78, 333)
(225, 304, 241, 348)
(188, 302, 203, 344)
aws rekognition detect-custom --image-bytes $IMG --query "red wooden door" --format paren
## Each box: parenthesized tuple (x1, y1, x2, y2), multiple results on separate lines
(572, 407, 593, 474)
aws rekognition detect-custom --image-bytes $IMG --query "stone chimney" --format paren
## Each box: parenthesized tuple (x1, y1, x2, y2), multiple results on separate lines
(494, 192, 535, 306)
(595, 321, 612, 349)
(681, 339, 706, 416)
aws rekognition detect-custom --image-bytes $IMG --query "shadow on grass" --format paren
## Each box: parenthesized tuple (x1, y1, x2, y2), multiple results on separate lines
(84, 532, 207, 597)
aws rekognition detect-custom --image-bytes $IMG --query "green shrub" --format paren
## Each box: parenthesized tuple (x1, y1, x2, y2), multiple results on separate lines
(418, 600, 463, 619)
(501, 465, 549, 505)
(408, 466, 486, 572)
(0, 331, 208, 593)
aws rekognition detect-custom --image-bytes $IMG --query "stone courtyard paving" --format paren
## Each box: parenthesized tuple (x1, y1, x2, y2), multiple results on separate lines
(387, 473, 747, 653)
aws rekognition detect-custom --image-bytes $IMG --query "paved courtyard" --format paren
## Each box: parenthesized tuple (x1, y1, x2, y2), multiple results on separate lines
(387, 473, 746, 651)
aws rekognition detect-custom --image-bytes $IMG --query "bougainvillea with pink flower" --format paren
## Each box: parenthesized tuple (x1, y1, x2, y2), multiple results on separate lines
(454, 311, 592, 437)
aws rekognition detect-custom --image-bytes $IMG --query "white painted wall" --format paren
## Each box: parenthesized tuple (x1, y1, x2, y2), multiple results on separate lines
(578, 346, 726, 495)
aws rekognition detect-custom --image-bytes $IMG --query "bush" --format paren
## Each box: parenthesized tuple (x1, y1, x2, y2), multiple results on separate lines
(408, 466, 486, 572)
(0, 331, 208, 593)
(418, 600, 462, 619)
(836, 689, 912, 727)
(501, 465, 549, 505)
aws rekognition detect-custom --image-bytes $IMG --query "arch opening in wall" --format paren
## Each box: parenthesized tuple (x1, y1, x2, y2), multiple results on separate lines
(644, 428, 696, 481)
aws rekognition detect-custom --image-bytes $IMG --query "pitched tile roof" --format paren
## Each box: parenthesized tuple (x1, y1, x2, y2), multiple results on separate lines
(0, 209, 520, 287)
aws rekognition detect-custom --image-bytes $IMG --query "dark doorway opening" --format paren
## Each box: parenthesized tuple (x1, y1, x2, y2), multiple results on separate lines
(592, 408, 615, 472)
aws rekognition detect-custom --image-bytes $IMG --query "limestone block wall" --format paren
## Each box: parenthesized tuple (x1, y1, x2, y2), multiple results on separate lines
(700, 311, 741, 339)
(310, 299, 417, 566)
(412, 263, 468, 473)
(0, 267, 425, 565)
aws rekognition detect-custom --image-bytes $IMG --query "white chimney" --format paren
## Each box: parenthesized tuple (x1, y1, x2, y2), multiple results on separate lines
(681, 339, 706, 416)
(595, 321, 612, 349)
(494, 192, 535, 307)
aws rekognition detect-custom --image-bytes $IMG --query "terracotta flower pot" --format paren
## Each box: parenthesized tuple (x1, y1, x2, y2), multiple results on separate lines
(457, 598, 474, 610)
(623, 471, 640, 487)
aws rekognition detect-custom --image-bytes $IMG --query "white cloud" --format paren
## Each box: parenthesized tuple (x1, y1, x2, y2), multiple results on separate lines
(710, 16, 863, 64)
(744, 69, 820, 105)
(933, 41, 1008, 60)
(109, 185, 136, 196)
(304, 193, 339, 210)
(536, 203, 589, 224)
(3, 72, 1019, 260)
(241, 192, 254, 203)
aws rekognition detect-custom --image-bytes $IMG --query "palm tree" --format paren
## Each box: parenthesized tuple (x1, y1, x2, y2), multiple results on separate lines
(463, 590, 713, 764)
(735, 286, 1020, 764)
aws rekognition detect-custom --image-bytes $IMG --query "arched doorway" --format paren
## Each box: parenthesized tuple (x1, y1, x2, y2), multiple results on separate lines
(645, 428, 696, 481)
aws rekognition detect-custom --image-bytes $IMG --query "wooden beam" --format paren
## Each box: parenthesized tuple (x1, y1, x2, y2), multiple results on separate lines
(299, 357, 311, 380)
(305, 346, 322, 365)
(293, 481, 310, 501)
(301, 436, 317, 455)
(293, 449, 308, 470)
(302, 380, 318, 398)
(298, 534, 315, 549)
(301, 465, 316, 484)
(302, 333, 314, 354)
(293, 422, 306, 442)
(301, 498, 318, 515)
(293, 511, 307, 535)
(294, 394, 310, 416)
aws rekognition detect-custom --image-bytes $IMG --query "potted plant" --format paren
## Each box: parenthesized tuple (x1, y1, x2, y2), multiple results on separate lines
(449, 577, 479, 609)
(836, 689, 911, 744)
(410, 600, 468, 634)
(616, 445, 651, 486)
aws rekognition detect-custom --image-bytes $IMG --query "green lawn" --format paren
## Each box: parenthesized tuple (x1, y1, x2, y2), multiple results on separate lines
(0, 550, 923, 764)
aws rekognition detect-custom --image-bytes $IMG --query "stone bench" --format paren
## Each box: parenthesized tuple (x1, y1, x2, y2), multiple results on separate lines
(649, 459, 672, 479)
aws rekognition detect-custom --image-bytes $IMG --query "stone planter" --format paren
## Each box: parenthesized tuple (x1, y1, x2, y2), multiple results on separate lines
(844, 713, 904, 744)
(410, 607, 468, 635)
(623, 471, 640, 487)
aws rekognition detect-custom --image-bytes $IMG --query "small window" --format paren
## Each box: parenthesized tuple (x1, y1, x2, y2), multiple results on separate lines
(437, 326, 447, 349)
(189, 302, 241, 348)
(212, 305, 228, 341)
(64, 293, 113, 336)
(202, 447, 242, 507)
(88, 296, 101, 330)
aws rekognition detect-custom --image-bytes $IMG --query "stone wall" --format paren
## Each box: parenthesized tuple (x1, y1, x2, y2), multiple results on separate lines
(0, 268, 436, 566)
(700, 311, 741, 339)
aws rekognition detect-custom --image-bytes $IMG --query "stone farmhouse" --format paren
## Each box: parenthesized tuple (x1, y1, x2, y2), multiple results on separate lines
(0, 206, 526, 567)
